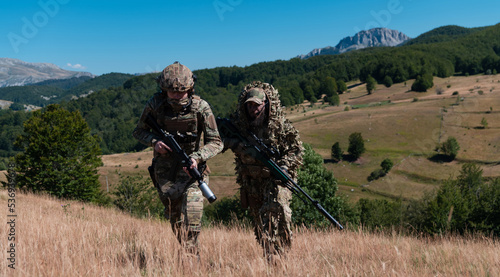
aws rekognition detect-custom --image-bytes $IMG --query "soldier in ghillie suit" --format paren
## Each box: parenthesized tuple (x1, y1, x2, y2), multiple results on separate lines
(223, 81, 304, 261)
(133, 62, 223, 256)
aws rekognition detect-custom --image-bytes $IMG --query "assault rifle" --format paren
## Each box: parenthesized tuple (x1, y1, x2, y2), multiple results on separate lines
(146, 114, 217, 203)
(217, 118, 343, 230)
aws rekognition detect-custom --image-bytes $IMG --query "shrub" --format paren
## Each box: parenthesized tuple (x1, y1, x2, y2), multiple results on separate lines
(381, 158, 393, 173)
(439, 136, 460, 159)
(407, 164, 500, 236)
(367, 169, 386, 182)
(356, 198, 404, 229)
(113, 175, 163, 218)
(480, 117, 488, 129)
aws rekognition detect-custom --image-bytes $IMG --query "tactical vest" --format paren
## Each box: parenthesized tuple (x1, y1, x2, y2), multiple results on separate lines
(156, 96, 202, 155)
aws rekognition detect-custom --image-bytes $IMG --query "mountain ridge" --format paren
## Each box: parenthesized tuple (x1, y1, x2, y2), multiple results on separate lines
(0, 58, 94, 87)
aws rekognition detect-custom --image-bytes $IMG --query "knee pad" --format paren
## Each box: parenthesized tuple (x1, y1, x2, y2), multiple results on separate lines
(185, 187, 204, 232)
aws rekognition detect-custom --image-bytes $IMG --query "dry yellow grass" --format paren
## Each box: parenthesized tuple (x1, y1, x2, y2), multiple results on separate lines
(1, 190, 499, 276)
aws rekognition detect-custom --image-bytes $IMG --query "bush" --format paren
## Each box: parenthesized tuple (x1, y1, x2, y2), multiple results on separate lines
(113, 175, 163, 218)
(481, 117, 488, 128)
(356, 199, 404, 230)
(406, 164, 500, 236)
(367, 168, 386, 182)
(439, 137, 460, 159)
(381, 158, 393, 173)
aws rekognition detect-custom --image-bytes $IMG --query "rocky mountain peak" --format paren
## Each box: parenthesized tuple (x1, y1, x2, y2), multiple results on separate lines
(298, 28, 411, 59)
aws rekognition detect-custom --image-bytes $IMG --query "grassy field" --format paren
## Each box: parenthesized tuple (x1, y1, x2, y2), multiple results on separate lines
(1, 190, 499, 276)
(1, 74, 499, 204)
(285, 74, 500, 202)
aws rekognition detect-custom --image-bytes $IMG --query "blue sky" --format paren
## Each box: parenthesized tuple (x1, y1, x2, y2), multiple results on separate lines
(2, 0, 500, 76)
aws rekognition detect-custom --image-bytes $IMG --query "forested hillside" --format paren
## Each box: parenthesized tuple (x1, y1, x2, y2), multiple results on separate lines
(1, 23, 500, 162)
(404, 25, 487, 45)
(0, 73, 133, 107)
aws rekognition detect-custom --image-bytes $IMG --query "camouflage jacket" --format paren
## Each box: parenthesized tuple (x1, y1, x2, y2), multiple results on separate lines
(229, 81, 303, 178)
(133, 92, 223, 163)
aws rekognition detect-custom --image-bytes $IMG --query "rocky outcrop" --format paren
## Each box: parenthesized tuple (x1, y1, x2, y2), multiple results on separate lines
(298, 28, 411, 59)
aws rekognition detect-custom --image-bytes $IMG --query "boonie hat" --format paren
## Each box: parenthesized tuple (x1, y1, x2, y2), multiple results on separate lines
(244, 88, 266, 105)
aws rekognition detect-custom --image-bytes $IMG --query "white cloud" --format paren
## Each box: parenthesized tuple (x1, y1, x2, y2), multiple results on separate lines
(66, 63, 86, 70)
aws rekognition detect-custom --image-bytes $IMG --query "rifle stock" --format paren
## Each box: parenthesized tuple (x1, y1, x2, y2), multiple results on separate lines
(146, 114, 217, 203)
(217, 118, 343, 230)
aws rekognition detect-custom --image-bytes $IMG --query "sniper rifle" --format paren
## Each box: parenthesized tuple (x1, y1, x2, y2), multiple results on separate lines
(217, 117, 343, 230)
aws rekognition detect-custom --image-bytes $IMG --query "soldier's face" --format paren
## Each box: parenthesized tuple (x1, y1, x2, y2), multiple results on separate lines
(166, 90, 189, 100)
(246, 101, 265, 119)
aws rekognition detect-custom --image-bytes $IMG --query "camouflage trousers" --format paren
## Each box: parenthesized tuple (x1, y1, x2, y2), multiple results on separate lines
(155, 160, 205, 255)
(239, 174, 293, 256)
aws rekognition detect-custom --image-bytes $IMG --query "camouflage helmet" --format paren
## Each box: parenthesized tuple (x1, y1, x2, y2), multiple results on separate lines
(157, 61, 195, 92)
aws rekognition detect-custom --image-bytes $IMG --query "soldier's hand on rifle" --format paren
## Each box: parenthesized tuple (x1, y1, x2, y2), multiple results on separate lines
(183, 158, 198, 177)
(154, 141, 172, 154)
(233, 142, 247, 155)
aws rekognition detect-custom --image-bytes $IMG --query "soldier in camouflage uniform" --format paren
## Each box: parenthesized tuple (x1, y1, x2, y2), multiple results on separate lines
(223, 81, 304, 260)
(133, 62, 223, 255)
